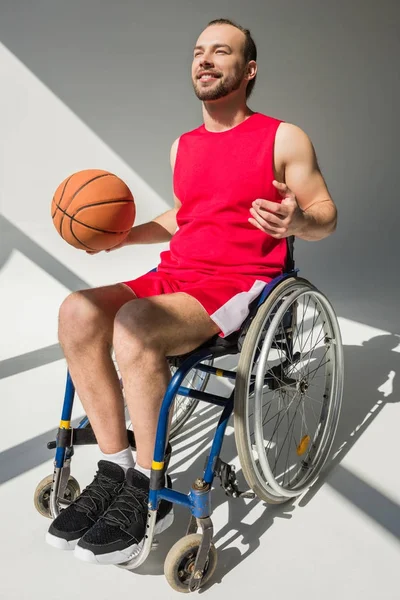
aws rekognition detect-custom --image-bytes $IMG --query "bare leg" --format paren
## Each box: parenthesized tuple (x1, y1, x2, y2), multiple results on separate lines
(113, 293, 220, 469)
(58, 283, 135, 453)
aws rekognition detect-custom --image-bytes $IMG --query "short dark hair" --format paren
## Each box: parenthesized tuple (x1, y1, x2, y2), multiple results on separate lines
(207, 18, 257, 98)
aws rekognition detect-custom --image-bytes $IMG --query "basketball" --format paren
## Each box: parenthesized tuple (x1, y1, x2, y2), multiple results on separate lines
(51, 169, 135, 251)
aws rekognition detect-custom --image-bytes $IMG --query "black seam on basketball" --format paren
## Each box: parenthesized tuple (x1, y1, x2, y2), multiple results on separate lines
(68, 219, 126, 251)
(54, 200, 133, 234)
(51, 175, 73, 222)
(74, 198, 134, 211)
(58, 173, 112, 239)
(69, 220, 95, 250)
(54, 198, 133, 214)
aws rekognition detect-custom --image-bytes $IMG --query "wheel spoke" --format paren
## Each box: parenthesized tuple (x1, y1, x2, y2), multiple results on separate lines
(271, 393, 303, 478)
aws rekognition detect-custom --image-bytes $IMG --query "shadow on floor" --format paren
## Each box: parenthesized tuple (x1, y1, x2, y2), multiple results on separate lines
(0, 214, 88, 381)
(125, 334, 400, 585)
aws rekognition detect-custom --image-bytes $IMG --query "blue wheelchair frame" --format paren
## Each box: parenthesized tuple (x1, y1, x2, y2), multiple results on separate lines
(54, 269, 297, 521)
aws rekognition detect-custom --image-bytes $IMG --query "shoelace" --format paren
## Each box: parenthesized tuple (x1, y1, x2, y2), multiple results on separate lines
(102, 482, 148, 529)
(74, 474, 121, 516)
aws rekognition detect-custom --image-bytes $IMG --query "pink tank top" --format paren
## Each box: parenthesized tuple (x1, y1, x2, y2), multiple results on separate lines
(158, 112, 287, 281)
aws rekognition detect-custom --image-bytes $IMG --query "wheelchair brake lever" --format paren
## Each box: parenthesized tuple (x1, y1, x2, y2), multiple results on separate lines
(213, 458, 255, 499)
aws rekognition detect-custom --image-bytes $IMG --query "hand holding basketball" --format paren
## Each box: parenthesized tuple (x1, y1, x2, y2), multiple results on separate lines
(85, 233, 133, 255)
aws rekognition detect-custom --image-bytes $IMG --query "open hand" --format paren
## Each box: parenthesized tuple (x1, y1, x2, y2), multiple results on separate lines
(249, 180, 304, 239)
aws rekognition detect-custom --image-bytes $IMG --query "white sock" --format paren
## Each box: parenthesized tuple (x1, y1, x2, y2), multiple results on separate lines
(135, 463, 151, 479)
(135, 463, 168, 485)
(100, 447, 135, 473)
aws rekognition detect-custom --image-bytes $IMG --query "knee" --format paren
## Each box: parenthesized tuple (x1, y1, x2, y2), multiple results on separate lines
(113, 300, 163, 360)
(58, 291, 106, 348)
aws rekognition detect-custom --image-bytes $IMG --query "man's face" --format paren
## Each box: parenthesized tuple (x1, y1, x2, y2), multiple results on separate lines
(192, 24, 248, 101)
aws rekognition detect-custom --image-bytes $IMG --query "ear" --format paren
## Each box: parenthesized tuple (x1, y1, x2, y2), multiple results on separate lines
(247, 60, 257, 81)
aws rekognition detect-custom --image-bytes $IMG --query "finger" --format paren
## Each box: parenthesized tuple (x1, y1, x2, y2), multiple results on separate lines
(272, 179, 288, 191)
(249, 207, 287, 235)
(272, 180, 292, 198)
(272, 179, 287, 187)
(250, 206, 284, 228)
(248, 217, 266, 233)
(248, 218, 284, 238)
(253, 199, 288, 217)
(250, 210, 281, 231)
(249, 208, 284, 232)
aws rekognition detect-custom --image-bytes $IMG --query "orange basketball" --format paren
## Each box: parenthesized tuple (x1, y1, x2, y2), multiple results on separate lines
(51, 169, 135, 251)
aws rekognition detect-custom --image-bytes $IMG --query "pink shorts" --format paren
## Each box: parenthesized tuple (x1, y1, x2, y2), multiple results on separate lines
(123, 270, 269, 337)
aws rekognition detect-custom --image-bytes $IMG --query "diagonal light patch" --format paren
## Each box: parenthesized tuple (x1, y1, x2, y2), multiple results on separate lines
(0, 41, 171, 290)
(0, 39, 172, 382)
(0, 249, 79, 361)
(327, 464, 400, 542)
(0, 215, 89, 374)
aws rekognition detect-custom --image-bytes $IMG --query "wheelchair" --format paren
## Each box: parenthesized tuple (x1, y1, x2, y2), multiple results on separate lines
(34, 238, 344, 592)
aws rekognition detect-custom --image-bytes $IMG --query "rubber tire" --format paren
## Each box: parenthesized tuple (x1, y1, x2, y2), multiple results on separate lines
(34, 474, 80, 518)
(164, 533, 218, 593)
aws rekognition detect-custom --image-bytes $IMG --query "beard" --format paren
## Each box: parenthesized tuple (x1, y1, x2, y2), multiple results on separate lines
(192, 63, 246, 101)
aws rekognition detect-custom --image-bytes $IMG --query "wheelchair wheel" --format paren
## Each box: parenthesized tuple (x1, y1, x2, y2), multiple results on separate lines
(34, 474, 80, 518)
(164, 534, 217, 593)
(168, 360, 212, 438)
(235, 277, 343, 503)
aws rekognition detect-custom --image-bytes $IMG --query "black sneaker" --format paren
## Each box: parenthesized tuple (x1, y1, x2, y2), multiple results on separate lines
(74, 468, 174, 564)
(46, 461, 125, 550)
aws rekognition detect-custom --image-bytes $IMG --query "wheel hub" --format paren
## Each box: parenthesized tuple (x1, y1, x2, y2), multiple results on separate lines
(298, 379, 309, 394)
(178, 554, 196, 582)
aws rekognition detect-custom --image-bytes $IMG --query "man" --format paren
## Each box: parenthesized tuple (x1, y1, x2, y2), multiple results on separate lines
(46, 18, 337, 564)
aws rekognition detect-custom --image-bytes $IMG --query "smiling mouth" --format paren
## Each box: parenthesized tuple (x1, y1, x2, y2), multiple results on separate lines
(197, 73, 221, 81)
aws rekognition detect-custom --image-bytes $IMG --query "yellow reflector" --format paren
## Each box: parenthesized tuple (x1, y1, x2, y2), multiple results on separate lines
(59, 420, 71, 429)
(297, 435, 310, 456)
(216, 369, 224, 377)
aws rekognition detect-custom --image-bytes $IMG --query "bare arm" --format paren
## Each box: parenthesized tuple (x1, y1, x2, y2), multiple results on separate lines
(280, 124, 337, 241)
(122, 138, 181, 246)
(250, 124, 337, 242)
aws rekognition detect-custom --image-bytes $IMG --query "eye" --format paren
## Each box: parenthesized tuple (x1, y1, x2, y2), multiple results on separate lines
(216, 50, 227, 54)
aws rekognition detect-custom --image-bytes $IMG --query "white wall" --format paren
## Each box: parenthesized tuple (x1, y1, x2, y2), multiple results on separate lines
(1, 0, 399, 331)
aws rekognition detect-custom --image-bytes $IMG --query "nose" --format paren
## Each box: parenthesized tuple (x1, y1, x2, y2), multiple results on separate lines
(199, 54, 214, 69)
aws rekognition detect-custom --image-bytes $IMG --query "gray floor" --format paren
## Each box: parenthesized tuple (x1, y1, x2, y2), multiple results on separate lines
(2, 245, 400, 599)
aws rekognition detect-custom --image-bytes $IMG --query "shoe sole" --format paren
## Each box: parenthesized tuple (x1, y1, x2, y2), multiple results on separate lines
(74, 509, 174, 565)
(46, 532, 80, 551)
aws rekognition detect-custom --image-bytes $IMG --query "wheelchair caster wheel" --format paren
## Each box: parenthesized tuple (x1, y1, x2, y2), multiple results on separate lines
(164, 534, 217, 593)
(34, 474, 80, 518)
